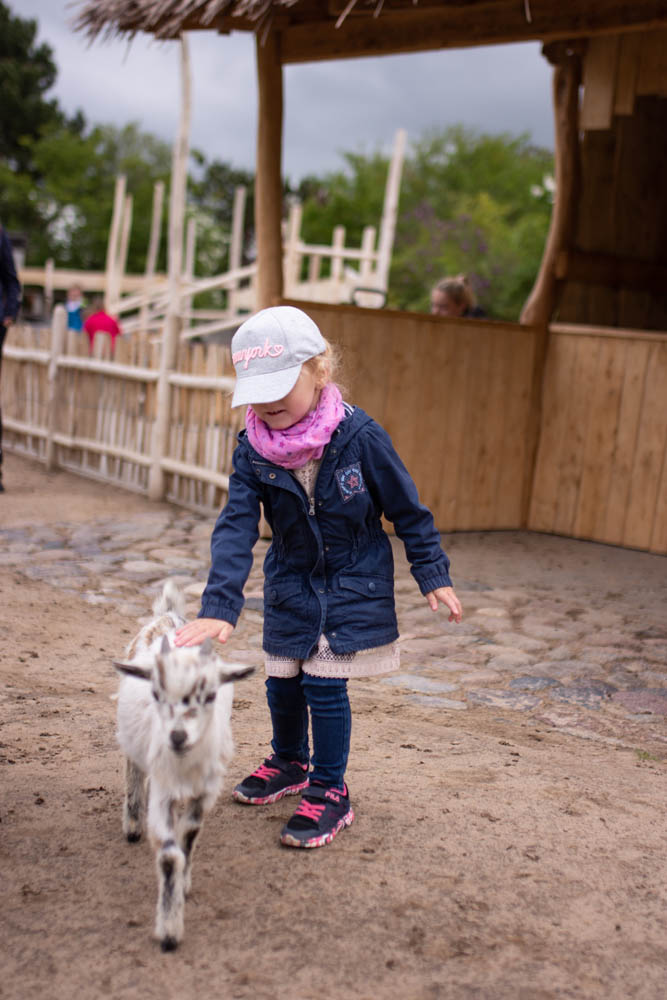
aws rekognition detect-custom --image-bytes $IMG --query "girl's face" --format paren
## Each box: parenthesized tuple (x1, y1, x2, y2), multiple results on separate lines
(431, 289, 465, 317)
(251, 365, 321, 430)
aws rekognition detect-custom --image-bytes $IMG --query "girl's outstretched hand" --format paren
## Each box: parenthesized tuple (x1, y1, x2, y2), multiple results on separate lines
(173, 618, 234, 647)
(425, 586, 462, 623)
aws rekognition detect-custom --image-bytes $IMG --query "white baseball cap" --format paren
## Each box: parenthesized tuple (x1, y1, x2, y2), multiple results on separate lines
(230, 306, 326, 408)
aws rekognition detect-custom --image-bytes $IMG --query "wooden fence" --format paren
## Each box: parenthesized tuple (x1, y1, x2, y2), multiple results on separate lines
(3, 305, 666, 554)
(294, 302, 543, 532)
(3, 310, 242, 514)
(528, 323, 667, 554)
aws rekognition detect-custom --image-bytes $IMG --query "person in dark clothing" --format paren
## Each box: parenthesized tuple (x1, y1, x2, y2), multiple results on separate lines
(0, 224, 21, 493)
(431, 275, 486, 318)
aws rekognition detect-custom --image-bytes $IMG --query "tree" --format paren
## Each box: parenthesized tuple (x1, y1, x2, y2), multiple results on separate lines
(297, 125, 554, 321)
(0, 2, 64, 173)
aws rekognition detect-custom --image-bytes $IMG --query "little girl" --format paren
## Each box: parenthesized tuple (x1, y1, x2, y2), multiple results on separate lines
(175, 305, 462, 849)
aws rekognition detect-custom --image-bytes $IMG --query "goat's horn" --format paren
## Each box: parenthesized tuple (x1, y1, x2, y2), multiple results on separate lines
(160, 635, 171, 654)
(200, 637, 213, 656)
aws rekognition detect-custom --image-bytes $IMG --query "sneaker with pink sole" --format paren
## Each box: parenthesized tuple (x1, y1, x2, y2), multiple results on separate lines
(280, 784, 354, 848)
(233, 755, 309, 805)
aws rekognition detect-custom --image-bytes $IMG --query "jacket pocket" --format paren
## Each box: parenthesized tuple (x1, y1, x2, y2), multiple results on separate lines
(338, 575, 394, 599)
(264, 579, 305, 607)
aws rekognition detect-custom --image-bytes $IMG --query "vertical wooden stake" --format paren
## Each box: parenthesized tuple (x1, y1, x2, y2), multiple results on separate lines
(45, 304, 67, 471)
(44, 258, 55, 319)
(105, 175, 126, 311)
(183, 216, 196, 330)
(255, 30, 284, 308)
(140, 179, 165, 340)
(284, 200, 303, 294)
(376, 127, 406, 293)
(148, 34, 191, 502)
(228, 184, 246, 315)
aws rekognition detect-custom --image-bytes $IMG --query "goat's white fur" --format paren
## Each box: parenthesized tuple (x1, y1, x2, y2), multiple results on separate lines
(114, 579, 253, 951)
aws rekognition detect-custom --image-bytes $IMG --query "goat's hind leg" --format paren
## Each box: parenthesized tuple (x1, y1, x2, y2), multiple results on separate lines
(123, 758, 146, 842)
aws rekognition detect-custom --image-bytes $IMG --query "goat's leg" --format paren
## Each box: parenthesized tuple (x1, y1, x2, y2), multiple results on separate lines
(150, 791, 186, 950)
(180, 796, 205, 897)
(123, 758, 146, 842)
(156, 838, 186, 951)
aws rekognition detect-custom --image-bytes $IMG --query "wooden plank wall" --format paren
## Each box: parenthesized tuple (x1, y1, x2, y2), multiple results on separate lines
(286, 301, 540, 532)
(529, 325, 667, 554)
(560, 29, 667, 331)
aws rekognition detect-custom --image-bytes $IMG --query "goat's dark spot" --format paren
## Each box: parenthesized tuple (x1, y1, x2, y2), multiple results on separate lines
(184, 829, 199, 857)
(161, 936, 178, 952)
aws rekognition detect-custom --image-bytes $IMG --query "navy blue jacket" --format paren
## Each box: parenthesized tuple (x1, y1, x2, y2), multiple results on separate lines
(0, 228, 20, 326)
(199, 405, 453, 658)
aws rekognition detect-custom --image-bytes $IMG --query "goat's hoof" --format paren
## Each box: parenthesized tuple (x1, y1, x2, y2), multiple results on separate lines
(160, 936, 179, 952)
(126, 831, 142, 843)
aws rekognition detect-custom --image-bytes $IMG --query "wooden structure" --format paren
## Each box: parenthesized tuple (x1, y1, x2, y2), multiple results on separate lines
(5, 308, 666, 552)
(11, 1, 653, 555)
(76, 1, 667, 320)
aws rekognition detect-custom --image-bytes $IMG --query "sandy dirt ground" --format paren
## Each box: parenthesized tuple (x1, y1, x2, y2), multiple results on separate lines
(2, 452, 667, 1000)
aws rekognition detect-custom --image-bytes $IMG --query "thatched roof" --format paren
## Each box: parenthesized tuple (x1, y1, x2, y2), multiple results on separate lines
(73, 1, 667, 62)
(73, 1, 409, 42)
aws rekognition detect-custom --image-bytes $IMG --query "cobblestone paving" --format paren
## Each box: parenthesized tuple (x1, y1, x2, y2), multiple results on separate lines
(2, 509, 666, 753)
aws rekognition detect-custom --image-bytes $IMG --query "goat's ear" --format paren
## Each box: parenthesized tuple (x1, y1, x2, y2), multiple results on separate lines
(218, 664, 255, 686)
(113, 661, 152, 681)
(160, 635, 171, 654)
(199, 637, 213, 656)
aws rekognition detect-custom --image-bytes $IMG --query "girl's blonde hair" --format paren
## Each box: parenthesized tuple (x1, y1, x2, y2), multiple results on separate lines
(302, 337, 346, 393)
(433, 274, 477, 311)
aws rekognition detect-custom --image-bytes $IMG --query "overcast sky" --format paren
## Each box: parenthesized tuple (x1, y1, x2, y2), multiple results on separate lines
(17, 0, 554, 182)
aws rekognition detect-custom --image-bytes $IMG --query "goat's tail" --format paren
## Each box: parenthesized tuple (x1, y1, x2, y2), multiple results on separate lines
(152, 579, 186, 619)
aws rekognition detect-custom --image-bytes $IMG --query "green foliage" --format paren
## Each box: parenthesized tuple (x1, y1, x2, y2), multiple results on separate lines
(298, 125, 554, 321)
(0, 1, 65, 173)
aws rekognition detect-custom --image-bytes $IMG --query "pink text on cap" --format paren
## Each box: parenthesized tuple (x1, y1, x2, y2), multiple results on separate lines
(232, 338, 285, 369)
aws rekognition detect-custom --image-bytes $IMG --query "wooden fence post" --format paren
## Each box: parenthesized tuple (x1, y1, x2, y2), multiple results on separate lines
(45, 304, 67, 471)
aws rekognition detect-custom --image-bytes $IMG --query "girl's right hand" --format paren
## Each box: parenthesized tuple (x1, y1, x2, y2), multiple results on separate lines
(173, 618, 235, 647)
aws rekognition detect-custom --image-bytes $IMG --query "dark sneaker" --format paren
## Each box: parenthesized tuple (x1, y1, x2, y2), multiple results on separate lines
(280, 783, 354, 849)
(233, 755, 308, 805)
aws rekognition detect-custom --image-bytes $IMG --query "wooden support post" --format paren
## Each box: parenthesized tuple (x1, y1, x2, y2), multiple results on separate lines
(520, 49, 581, 327)
(45, 305, 67, 471)
(255, 30, 284, 308)
(105, 175, 126, 312)
(148, 35, 191, 502)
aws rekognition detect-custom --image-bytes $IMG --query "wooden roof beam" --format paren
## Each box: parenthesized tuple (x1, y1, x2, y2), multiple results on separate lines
(271, 2, 667, 64)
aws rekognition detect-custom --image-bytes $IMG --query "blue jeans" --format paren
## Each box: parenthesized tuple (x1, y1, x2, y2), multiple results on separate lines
(265, 672, 351, 790)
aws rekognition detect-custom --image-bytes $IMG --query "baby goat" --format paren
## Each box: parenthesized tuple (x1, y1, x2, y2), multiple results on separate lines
(113, 580, 253, 951)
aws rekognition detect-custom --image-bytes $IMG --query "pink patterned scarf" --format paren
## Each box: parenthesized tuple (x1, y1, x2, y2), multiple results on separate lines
(245, 383, 345, 469)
